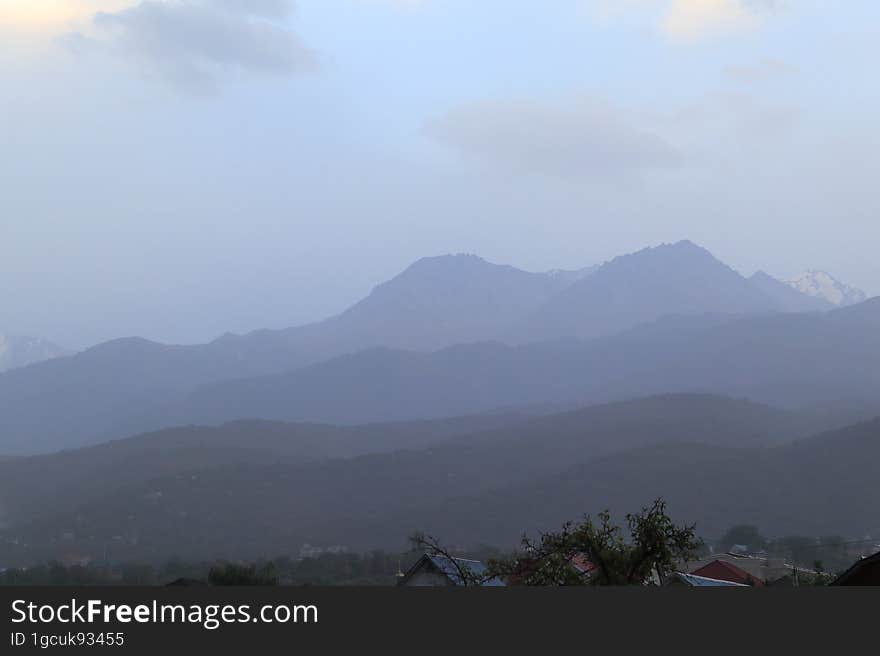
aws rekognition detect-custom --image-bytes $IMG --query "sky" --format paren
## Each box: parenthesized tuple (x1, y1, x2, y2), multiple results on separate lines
(1, 0, 878, 348)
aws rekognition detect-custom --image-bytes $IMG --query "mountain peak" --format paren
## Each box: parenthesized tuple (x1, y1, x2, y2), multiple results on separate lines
(621, 240, 716, 262)
(785, 270, 867, 307)
(404, 253, 490, 272)
(749, 271, 833, 312)
(669, 238, 704, 251)
(514, 240, 777, 342)
(600, 240, 731, 275)
(0, 334, 69, 373)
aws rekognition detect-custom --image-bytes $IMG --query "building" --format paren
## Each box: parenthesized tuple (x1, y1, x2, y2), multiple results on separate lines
(691, 560, 765, 586)
(685, 552, 814, 585)
(665, 572, 748, 587)
(570, 553, 598, 578)
(504, 552, 599, 585)
(831, 551, 880, 586)
(398, 554, 505, 587)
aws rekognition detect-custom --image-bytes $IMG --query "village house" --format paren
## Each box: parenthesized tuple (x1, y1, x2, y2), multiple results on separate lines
(664, 572, 748, 587)
(684, 552, 815, 586)
(690, 559, 765, 586)
(398, 554, 505, 587)
(831, 551, 880, 586)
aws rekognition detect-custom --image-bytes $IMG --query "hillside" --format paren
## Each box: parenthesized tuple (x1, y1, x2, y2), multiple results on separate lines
(0, 395, 872, 564)
(0, 411, 529, 523)
(162, 298, 880, 429)
(396, 419, 880, 546)
(0, 255, 581, 454)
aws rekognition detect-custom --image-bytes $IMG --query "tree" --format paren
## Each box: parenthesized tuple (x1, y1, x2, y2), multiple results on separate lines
(207, 562, 277, 586)
(412, 499, 702, 586)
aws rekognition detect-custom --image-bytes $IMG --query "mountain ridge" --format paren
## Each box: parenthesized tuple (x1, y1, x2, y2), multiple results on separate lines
(513, 240, 781, 342)
(0, 241, 859, 454)
(2, 397, 877, 563)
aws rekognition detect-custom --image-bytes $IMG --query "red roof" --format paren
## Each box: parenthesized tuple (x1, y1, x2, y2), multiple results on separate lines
(570, 553, 598, 575)
(692, 560, 764, 587)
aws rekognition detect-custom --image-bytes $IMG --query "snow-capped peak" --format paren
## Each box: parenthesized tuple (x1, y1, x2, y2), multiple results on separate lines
(0, 334, 69, 373)
(785, 270, 867, 307)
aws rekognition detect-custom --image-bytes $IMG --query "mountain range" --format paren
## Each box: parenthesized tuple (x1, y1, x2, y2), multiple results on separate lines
(1, 240, 878, 566)
(0, 240, 874, 454)
(513, 241, 781, 341)
(1, 395, 877, 564)
(164, 298, 880, 429)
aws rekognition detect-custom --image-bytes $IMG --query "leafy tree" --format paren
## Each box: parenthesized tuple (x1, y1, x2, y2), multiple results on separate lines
(412, 499, 702, 586)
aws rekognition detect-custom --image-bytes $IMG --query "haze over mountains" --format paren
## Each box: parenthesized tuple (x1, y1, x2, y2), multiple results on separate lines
(385, 417, 880, 548)
(513, 241, 780, 341)
(1, 395, 877, 564)
(173, 298, 880, 427)
(0, 334, 68, 373)
(0, 240, 875, 455)
(1, 239, 878, 566)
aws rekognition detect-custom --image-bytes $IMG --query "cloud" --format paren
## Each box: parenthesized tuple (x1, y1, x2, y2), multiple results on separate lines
(584, 0, 782, 41)
(663, 0, 757, 40)
(211, 0, 293, 19)
(59, 0, 317, 93)
(425, 98, 681, 180)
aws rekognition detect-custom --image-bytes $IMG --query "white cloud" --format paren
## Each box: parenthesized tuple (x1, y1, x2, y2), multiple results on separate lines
(58, 0, 317, 93)
(426, 97, 681, 180)
(583, 0, 781, 41)
(664, 0, 756, 40)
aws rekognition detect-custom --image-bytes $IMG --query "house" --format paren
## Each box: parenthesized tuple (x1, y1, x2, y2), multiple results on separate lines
(665, 572, 748, 587)
(691, 560, 765, 586)
(685, 552, 814, 585)
(831, 551, 880, 586)
(398, 554, 505, 587)
(570, 553, 598, 578)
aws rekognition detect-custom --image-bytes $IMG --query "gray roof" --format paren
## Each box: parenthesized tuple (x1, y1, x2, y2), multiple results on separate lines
(425, 555, 506, 586)
(671, 572, 748, 587)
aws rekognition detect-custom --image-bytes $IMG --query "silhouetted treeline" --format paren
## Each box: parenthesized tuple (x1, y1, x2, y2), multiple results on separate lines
(716, 526, 861, 573)
(1, 531, 865, 586)
(0, 550, 490, 587)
